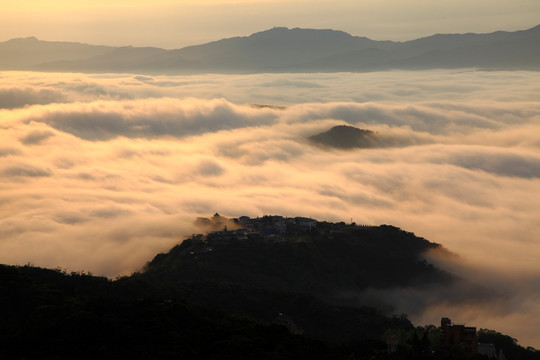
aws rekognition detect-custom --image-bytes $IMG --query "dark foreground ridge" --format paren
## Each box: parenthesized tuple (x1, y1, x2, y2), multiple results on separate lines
(1, 214, 539, 359)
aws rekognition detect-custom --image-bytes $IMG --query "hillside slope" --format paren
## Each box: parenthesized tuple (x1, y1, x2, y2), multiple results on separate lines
(128, 215, 470, 341)
(1, 215, 538, 358)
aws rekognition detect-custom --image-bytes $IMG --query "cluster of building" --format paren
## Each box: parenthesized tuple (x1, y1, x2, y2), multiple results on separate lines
(192, 214, 319, 245)
(237, 215, 317, 233)
(191, 213, 383, 246)
(441, 317, 507, 358)
(441, 317, 478, 355)
(384, 317, 505, 358)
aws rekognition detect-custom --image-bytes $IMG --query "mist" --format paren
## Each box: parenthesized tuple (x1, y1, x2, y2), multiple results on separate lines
(1, 69, 540, 347)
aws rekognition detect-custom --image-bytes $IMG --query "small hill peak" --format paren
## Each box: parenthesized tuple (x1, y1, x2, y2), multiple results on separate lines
(309, 125, 379, 149)
(8, 36, 39, 43)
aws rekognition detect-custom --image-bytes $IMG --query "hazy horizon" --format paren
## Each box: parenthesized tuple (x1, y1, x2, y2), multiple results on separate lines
(2, 0, 539, 48)
(3, 22, 540, 49)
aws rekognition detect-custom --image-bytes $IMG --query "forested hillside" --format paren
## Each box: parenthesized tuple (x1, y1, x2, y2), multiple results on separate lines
(1, 215, 538, 359)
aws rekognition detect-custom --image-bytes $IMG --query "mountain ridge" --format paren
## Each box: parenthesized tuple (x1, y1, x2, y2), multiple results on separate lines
(134, 214, 494, 330)
(1, 24, 539, 73)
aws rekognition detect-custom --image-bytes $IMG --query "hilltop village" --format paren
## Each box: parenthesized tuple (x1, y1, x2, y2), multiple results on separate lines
(192, 213, 372, 246)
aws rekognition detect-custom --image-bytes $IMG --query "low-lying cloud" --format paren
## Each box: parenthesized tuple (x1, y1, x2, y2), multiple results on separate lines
(0, 87, 66, 109)
(446, 148, 540, 179)
(1, 163, 51, 178)
(24, 98, 277, 141)
(1, 70, 540, 347)
(20, 129, 55, 145)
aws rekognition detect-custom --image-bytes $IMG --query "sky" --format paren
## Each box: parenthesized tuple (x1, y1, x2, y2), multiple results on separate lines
(1, 0, 539, 48)
(1, 69, 540, 347)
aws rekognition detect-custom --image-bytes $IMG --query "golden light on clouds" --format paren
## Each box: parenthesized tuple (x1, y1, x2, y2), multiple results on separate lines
(2, 0, 540, 350)
(1, 69, 540, 346)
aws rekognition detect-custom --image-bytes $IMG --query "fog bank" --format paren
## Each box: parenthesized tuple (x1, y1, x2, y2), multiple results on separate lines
(1, 70, 539, 346)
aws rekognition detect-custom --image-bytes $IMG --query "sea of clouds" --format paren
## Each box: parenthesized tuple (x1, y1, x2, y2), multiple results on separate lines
(1, 69, 540, 346)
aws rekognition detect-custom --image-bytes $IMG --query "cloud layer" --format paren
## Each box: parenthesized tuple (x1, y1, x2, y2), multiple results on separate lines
(1, 70, 540, 347)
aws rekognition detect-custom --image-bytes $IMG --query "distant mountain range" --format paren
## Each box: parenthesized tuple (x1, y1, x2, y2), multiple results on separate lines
(1, 25, 539, 74)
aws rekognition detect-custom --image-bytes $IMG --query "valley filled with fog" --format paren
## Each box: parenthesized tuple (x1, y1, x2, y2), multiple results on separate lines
(1, 69, 540, 346)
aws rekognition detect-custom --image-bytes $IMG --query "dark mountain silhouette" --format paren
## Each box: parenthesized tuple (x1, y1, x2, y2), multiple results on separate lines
(1, 214, 537, 358)
(390, 25, 540, 70)
(1, 25, 539, 73)
(130, 215, 497, 342)
(163, 27, 381, 72)
(0, 264, 359, 359)
(142, 216, 450, 293)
